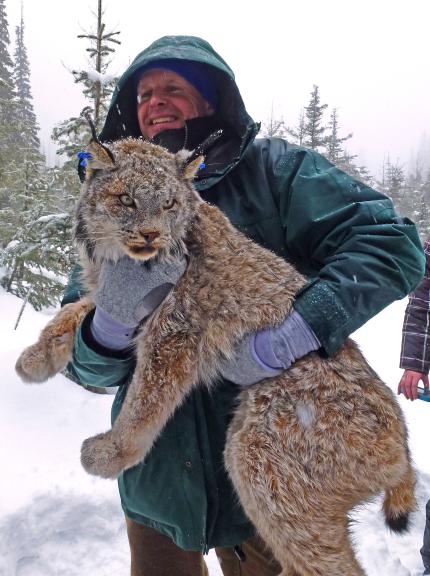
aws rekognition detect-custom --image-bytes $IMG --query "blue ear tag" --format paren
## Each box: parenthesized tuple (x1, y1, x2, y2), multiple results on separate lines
(77, 151, 92, 167)
(418, 387, 430, 402)
(199, 162, 206, 170)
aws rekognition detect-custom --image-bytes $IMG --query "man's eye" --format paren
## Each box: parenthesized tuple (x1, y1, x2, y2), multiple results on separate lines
(163, 198, 176, 210)
(137, 92, 150, 104)
(166, 85, 182, 94)
(119, 194, 135, 207)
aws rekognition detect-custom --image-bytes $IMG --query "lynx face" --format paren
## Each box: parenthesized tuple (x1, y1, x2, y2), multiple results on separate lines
(75, 139, 203, 263)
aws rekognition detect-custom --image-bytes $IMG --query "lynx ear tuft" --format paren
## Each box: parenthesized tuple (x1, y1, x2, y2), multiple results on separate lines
(176, 151, 205, 181)
(86, 140, 116, 171)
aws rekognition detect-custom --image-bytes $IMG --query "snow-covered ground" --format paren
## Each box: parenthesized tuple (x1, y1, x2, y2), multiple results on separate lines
(1, 287, 429, 576)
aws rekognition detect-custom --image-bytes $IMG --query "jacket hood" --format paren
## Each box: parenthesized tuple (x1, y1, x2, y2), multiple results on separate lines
(99, 35, 258, 149)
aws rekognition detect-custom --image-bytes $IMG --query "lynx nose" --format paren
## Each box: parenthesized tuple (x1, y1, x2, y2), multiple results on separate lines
(141, 231, 160, 244)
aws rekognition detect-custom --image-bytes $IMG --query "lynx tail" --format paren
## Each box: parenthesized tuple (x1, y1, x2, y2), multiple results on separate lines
(383, 460, 416, 533)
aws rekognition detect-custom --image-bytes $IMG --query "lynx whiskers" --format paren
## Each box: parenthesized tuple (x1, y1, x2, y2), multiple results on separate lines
(16, 138, 415, 576)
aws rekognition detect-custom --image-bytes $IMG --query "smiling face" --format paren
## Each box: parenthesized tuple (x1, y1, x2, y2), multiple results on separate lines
(136, 69, 214, 139)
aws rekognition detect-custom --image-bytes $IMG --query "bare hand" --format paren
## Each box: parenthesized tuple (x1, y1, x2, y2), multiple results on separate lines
(398, 369, 429, 400)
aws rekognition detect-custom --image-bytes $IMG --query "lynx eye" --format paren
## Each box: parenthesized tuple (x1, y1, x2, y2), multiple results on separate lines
(163, 198, 176, 210)
(119, 194, 135, 207)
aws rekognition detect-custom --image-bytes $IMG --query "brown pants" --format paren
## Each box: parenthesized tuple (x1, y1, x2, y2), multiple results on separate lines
(126, 516, 282, 576)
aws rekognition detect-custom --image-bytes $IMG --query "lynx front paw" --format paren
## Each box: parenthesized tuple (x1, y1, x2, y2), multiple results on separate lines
(81, 432, 130, 479)
(15, 333, 74, 384)
(15, 343, 53, 383)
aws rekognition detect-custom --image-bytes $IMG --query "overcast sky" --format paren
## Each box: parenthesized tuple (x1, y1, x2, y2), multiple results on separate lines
(6, 0, 430, 176)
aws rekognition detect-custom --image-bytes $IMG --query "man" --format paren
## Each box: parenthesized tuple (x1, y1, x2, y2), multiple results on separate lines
(64, 36, 425, 575)
(398, 234, 430, 575)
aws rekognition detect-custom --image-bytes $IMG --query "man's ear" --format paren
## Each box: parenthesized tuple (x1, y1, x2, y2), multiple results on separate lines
(176, 150, 205, 180)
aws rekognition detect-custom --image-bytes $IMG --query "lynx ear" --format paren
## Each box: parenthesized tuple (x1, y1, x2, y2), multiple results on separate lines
(86, 140, 116, 171)
(176, 151, 205, 181)
(81, 110, 116, 179)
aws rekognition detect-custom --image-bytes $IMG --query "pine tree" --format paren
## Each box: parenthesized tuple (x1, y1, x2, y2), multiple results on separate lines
(262, 104, 286, 137)
(303, 85, 328, 151)
(322, 108, 373, 184)
(12, 10, 45, 191)
(52, 0, 120, 163)
(13, 13, 40, 152)
(386, 160, 406, 199)
(325, 108, 352, 164)
(0, 180, 73, 310)
(405, 162, 430, 241)
(376, 157, 428, 237)
(75, 0, 120, 131)
(0, 8, 74, 309)
(285, 109, 306, 146)
(0, 0, 18, 186)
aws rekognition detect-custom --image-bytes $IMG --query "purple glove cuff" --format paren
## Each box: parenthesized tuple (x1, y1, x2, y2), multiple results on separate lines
(254, 310, 320, 370)
(90, 307, 138, 351)
(219, 310, 320, 387)
(250, 333, 284, 374)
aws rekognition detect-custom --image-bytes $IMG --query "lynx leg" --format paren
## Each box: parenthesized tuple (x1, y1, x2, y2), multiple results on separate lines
(225, 395, 365, 576)
(231, 465, 364, 576)
(275, 524, 364, 576)
(81, 332, 200, 478)
(15, 298, 94, 383)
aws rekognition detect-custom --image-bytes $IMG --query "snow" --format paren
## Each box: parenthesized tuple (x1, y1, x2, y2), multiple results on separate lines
(1, 288, 429, 576)
(85, 69, 115, 85)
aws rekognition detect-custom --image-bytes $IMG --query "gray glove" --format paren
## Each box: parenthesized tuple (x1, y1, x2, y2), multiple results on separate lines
(90, 256, 187, 350)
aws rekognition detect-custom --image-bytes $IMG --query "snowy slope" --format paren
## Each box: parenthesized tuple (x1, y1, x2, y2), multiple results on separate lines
(0, 288, 428, 575)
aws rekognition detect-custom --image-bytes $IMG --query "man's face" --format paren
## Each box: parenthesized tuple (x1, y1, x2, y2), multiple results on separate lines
(137, 69, 214, 139)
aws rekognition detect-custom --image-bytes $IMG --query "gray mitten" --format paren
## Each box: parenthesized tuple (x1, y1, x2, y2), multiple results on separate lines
(90, 256, 187, 350)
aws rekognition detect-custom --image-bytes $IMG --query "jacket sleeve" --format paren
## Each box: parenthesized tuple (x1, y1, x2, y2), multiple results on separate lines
(62, 264, 135, 389)
(269, 143, 425, 354)
(399, 237, 430, 373)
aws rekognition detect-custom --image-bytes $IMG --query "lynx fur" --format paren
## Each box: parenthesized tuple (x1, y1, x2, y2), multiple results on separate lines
(16, 138, 415, 575)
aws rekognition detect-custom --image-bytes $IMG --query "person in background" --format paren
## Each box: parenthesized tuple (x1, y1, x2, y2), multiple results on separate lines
(63, 36, 425, 576)
(399, 234, 430, 576)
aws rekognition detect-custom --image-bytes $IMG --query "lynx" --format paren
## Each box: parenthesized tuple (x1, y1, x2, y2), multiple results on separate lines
(16, 137, 415, 576)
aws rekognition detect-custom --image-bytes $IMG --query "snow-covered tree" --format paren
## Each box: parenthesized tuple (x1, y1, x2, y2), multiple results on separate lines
(0, 196, 73, 309)
(0, 161, 75, 310)
(285, 109, 306, 146)
(0, 0, 18, 187)
(404, 163, 430, 241)
(386, 160, 406, 199)
(303, 85, 328, 151)
(13, 13, 40, 152)
(323, 108, 372, 184)
(262, 104, 286, 138)
(52, 0, 120, 163)
(375, 157, 430, 241)
(324, 108, 352, 164)
(0, 9, 75, 309)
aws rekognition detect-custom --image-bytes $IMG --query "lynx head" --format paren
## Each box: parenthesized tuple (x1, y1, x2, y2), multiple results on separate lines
(75, 138, 203, 263)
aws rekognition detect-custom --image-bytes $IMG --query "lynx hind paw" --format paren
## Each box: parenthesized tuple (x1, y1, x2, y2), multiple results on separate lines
(15, 333, 74, 384)
(81, 432, 129, 479)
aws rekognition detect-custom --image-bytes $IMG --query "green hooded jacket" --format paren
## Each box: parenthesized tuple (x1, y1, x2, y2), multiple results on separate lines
(64, 35, 425, 552)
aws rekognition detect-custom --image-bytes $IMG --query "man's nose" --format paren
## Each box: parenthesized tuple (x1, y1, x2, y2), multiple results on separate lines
(148, 91, 167, 107)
